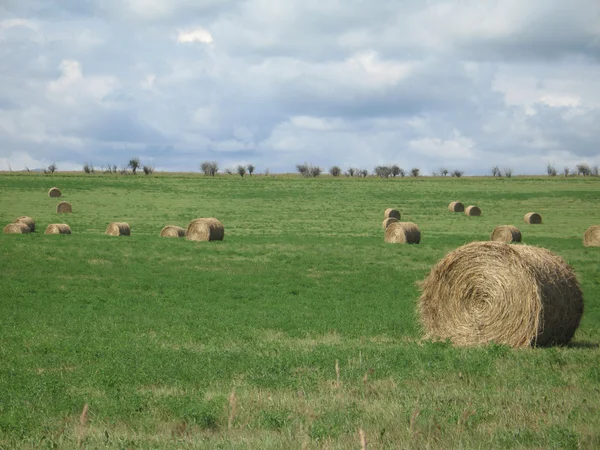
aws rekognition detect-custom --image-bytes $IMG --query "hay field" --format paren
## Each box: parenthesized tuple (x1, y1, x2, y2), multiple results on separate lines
(0, 173, 599, 449)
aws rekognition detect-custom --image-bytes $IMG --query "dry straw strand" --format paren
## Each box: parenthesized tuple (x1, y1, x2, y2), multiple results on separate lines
(418, 241, 584, 348)
(384, 208, 401, 220)
(160, 225, 185, 238)
(48, 187, 62, 197)
(465, 205, 481, 216)
(448, 201, 465, 213)
(186, 218, 224, 241)
(14, 216, 35, 232)
(45, 224, 72, 235)
(3, 222, 31, 234)
(385, 222, 421, 244)
(583, 225, 600, 247)
(382, 217, 399, 230)
(106, 222, 131, 236)
(490, 225, 522, 243)
(56, 201, 72, 213)
(524, 212, 542, 224)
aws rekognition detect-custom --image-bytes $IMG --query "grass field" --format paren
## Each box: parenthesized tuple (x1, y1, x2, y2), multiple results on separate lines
(1, 173, 599, 449)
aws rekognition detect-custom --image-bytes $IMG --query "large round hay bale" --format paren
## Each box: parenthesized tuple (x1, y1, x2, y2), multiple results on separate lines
(524, 212, 542, 224)
(14, 216, 35, 232)
(583, 225, 600, 247)
(3, 222, 31, 234)
(384, 221, 420, 244)
(384, 208, 401, 220)
(48, 187, 62, 198)
(106, 222, 131, 236)
(490, 225, 522, 243)
(160, 225, 185, 238)
(418, 241, 584, 348)
(186, 218, 224, 241)
(448, 201, 464, 213)
(382, 217, 399, 230)
(465, 205, 481, 216)
(45, 224, 72, 235)
(56, 201, 72, 213)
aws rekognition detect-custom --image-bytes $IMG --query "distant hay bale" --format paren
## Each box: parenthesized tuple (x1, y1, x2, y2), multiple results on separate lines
(465, 205, 481, 216)
(382, 217, 399, 230)
(384, 208, 401, 220)
(160, 225, 185, 238)
(418, 241, 584, 348)
(56, 201, 72, 213)
(524, 212, 542, 224)
(3, 222, 31, 234)
(48, 187, 62, 198)
(186, 218, 224, 241)
(584, 225, 600, 247)
(448, 201, 464, 213)
(14, 216, 35, 232)
(384, 221, 421, 244)
(106, 222, 131, 236)
(491, 225, 522, 243)
(45, 224, 72, 235)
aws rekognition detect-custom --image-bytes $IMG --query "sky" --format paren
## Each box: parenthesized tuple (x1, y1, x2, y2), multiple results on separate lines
(1, 0, 599, 175)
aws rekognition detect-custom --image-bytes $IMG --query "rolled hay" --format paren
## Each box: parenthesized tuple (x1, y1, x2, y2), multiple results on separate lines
(3, 222, 31, 234)
(491, 225, 522, 244)
(14, 216, 35, 232)
(45, 224, 71, 235)
(384, 208, 401, 220)
(583, 225, 600, 247)
(186, 218, 224, 241)
(382, 217, 399, 230)
(448, 201, 465, 213)
(384, 221, 421, 244)
(465, 205, 481, 216)
(524, 212, 542, 224)
(106, 222, 131, 236)
(418, 241, 584, 348)
(56, 201, 72, 213)
(160, 225, 185, 238)
(48, 187, 62, 198)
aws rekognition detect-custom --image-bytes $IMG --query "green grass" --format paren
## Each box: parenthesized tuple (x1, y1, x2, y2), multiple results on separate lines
(1, 173, 599, 449)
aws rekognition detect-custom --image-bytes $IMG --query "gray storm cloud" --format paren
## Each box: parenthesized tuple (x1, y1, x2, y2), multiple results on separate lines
(1, 0, 599, 174)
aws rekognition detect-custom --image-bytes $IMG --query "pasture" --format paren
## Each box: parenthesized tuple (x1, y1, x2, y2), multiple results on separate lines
(1, 173, 599, 449)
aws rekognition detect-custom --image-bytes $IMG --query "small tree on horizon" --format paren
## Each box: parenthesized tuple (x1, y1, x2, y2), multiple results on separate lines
(44, 163, 57, 174)
(547, 163, 557, 176)
(329, 166, 342, 177)
(491, 166, 501, 177)
(247, 164, 255, 176)
(142, 165, 154, 175)
(391, 165, 402, 177)
(503, 168, 513, 178)
(200, 161, 219, 176)
(128, 158, 141, 175)
(346, 168, 356, 177)
(410, 167, 420, 177)
(237, 165, 246, 177)
(451, 169, 464, 178)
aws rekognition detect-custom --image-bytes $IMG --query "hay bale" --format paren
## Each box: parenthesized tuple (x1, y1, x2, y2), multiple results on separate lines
(384, 208, 401, 220)
(448, 201, 465, 213)
(418, 241, 584, 348)
(583, 225, 600, 247)
(14, 216, 35, 232)
(186, 218, 224, 241)
(48, 187, 62, 198)
(45, 224, 72, 235)
(384, 222, 420, 244)
(490, 225, 522, 244)
(382, 217, 399, 230)
(524, 212, 542, 224)
(56, 201, 72, 213)
(106, 222, 131, 236)
(3, 222, 31, 234)
(465, 205, 481, 216)
(160, 225, 185, 238)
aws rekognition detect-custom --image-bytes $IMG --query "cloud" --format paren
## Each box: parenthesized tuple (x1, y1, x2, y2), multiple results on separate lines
(176, 27, 213, 44)
(1, 1, 599, 174)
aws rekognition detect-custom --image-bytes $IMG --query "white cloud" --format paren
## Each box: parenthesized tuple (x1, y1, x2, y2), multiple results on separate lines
(409, 131, 477, 160)
(177, 28, 213, 44)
